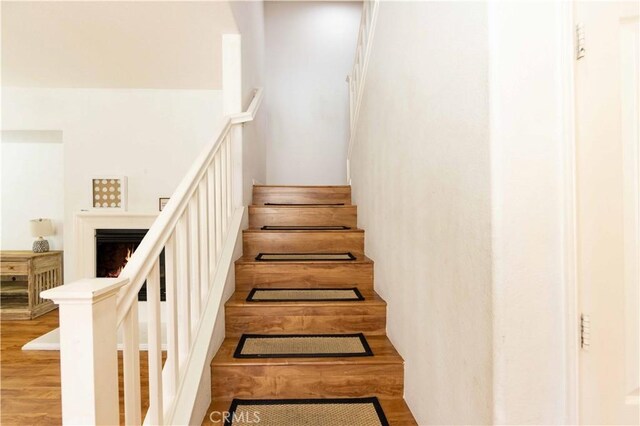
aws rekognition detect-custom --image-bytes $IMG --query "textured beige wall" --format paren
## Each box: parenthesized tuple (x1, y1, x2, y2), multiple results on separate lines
(350, 2, 493, 424)
(1, 1, 237, 89)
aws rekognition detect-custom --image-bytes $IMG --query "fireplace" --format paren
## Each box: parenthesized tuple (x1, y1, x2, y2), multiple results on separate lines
(95, 229, 166, 301)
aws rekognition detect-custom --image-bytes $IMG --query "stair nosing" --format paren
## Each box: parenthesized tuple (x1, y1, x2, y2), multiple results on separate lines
(235, 254, 373, 264)
(226, 292, 385, 308)
(243, 228, 364, 234)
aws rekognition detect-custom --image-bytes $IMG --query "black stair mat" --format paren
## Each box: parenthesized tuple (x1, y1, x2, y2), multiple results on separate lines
(246, 287, 365, 302)
(255, 252, 356, 261)
(224, 397, 389, 426)
(233, 333, 374, 358)
(260, 225, 351, 230)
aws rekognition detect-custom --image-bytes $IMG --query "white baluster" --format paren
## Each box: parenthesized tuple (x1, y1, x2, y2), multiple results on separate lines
(214, 150, 223, 255)
(163, 232, 179, 410)
(188, 196, 201, 326)
(231, 124, 244, 209)
(207, 165, 217, 277)
(146, 259, 164, 425)
(220, 141, 228, 234)
(226, 134, 233, 216)
(198, 178, 210, 303)
(123, 298, 142, 425)
(176, 212, 191, 364)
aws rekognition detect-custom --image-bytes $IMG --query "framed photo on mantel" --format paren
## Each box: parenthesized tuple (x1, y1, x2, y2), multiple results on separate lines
(159, 197, 170, 211)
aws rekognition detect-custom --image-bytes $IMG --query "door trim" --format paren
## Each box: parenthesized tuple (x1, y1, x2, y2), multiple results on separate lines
(559, 2, 579, 424)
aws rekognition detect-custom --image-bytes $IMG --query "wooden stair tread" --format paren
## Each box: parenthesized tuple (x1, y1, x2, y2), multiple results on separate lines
(253, 185, 352, 188)
(212, 335, 403, 367)
(248, 205, 358, 229)
(249, 204, 356, 209)
(226, 290, 384, 307)
(235, 254, 373, 264)
(253, 185, 352, 206)
(243, 228, 364, 234)
(202, 398, 417, 426)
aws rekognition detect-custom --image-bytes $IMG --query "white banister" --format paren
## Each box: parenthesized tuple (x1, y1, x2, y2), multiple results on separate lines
(42, 87, 263, 425)
(346, 0, 380, 182)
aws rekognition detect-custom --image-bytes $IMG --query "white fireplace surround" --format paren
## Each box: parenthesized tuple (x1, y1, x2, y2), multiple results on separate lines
(73, 211, 165, 323)
(74, 210, 158, 279)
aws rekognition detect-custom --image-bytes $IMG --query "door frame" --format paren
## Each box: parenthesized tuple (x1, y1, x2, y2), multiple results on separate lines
(558, 2, 579, 424)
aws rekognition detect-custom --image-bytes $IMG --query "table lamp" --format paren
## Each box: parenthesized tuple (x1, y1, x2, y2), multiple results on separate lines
(30, 218, 54, 253)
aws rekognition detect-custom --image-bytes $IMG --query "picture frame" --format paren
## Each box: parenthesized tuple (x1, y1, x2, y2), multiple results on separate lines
(159, 197, 170, 211)
(91, 176, 128, 211)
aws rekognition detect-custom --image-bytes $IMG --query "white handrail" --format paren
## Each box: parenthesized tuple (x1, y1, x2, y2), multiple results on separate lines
(117, 88, 263, 324)
(43, 88, 263, 425)
(346, 0, 380, 182)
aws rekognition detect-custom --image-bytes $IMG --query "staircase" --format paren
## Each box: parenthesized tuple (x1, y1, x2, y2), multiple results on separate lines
(204, 185, 416, 425)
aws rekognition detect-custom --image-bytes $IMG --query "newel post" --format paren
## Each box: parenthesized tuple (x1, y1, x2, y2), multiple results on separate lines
(41, 278, 128, 425)
(222, 33, 244, 208)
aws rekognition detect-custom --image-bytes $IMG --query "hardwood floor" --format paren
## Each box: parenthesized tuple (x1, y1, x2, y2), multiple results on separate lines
(1, 310, 62, 425)
(1, 309, 157, 425)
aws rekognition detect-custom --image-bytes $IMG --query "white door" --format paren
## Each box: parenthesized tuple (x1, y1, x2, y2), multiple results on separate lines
(574, 1, 640, 424)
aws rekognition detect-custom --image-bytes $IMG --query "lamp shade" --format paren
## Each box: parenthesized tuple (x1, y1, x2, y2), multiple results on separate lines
(30, 218, 54, 237)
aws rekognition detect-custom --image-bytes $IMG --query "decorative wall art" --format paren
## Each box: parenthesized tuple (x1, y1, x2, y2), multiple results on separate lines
(92, 176, 128, 211)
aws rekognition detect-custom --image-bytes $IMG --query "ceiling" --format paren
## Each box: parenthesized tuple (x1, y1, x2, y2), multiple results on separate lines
(1, 1, 238, 89)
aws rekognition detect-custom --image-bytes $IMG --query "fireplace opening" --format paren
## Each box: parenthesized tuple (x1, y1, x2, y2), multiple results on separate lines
(95, 229, 166, 301)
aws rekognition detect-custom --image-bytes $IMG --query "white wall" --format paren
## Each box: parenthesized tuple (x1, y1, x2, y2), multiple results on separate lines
(350, 2, 493, 424)
(488, 2, 569, 424)
(1, 133, 64, 250)
(230, 1, 267, 204)
(265, 1, 361, 185)
(2, 88, 224, 282)
(351, 1, 574, 424)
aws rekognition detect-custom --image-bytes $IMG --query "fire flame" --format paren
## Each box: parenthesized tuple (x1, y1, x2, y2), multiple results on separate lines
(107, 246, 133, 278)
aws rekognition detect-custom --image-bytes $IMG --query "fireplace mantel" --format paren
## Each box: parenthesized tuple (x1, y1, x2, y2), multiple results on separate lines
(74, 211, 158, 279)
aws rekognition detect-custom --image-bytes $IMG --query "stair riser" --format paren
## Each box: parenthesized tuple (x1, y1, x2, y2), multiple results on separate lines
(212, 364, 404, 400)
(248, 206, 357, 228)
(243, 231, 364, 256)
(253, 186, 351, 205)
(235, 263, 374, 291)
(225, 306, 387, 336)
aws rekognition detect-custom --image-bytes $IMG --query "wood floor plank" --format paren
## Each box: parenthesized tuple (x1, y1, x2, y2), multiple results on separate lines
(1, 309, 161, 425)
(1, 310, 63, 426)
